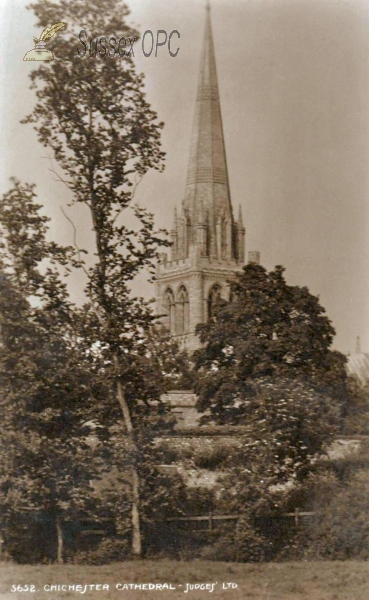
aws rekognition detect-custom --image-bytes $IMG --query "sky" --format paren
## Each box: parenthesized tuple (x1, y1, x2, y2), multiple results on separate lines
(1, 0, 369, 354)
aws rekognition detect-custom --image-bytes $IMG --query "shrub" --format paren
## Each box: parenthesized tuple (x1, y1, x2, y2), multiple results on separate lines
(342, 379, 369, 435)
(2, 511, 56, 564)
(201, 517, 269, 562)
(277, 468, 369, 560)
(69, 537, 129, 565)
(300, 469, 369, 559)
(192, 443, 230, 469)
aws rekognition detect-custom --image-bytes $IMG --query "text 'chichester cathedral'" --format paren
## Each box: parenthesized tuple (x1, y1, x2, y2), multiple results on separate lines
(155, 4, 259, 351)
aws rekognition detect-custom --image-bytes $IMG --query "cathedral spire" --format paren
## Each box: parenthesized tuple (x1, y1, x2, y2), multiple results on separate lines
(183, 3, 234, 259)
(155, 3, 247, 352)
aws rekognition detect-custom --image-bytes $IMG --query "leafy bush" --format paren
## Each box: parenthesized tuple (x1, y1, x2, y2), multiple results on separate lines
(275, 468, 369, 561)
(201, 517, 269, 562)
(299, 470, 369, 559)
(155, 440, 193, 463)
(2, 511, 56, 564)
(193, 443, 230, 469)
(70, 537, 129, 565)
(342, 380, 369, 435)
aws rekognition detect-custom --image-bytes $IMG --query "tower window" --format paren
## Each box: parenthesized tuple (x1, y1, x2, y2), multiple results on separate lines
(208, 284, 222, 320)
(163, 288, 175, 334)
(176, 285, 189, 334)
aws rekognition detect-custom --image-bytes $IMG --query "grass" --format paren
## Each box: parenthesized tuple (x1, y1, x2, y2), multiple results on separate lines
(0, 560, 368, 600)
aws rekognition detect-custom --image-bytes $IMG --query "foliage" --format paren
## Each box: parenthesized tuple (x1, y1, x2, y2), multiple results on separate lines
(0, 0, 191, 558)
(195, 263, 347, 423)
(192, 443, 230, 470)
(288, 469, 369, 560)
(24, 0, 165, 197)
(231, 378, 338, 482)
(0, 273, 104, 563)
(341, 377, 369, 435)
(69, 538, 130, 565)
(157, 437, 236, 470)
(2, 511, 53, 564)
(192, 265, 347, 561)
(201, 518, 269, 563)
(0, 179, 193, 561)
(144, 329, 195, 391)
(22, 0, 169, 399)
(193, 263, 344, 498)
(210, 381, 339, 560)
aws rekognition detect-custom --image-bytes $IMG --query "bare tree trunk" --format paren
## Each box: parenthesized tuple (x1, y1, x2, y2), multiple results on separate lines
(131, 468, 142, 556)
(115, 355, 142, 557)
(56, 515, 63, 564)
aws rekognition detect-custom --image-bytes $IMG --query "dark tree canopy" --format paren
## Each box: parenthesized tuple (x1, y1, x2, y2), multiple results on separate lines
(0, 0, 188, 557)
(0, 182, 192, 561)
(0, 271, 102, 563)
(192, 264, 347, 552)
(194, 263, 347, 423)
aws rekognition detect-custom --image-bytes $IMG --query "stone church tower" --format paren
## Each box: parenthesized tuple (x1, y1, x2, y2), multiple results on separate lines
(155, 4, 250, 352)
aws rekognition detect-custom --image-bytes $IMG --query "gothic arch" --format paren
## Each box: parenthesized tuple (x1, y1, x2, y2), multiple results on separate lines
(163, 287, 175, 334)
(176, 285, 190, 334)
(207, 283, 222, 320)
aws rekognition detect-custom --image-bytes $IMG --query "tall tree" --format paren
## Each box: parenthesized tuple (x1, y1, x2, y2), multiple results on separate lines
(195, 263, 347, 423)
(193, 264, 346, 558)
(0, 175, 192, 560)
(21, 0, 168, 556)
(0, 269, 102, 563)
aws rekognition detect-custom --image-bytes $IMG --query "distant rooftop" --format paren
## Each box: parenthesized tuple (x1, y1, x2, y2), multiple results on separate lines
(347, 336, 369, 386)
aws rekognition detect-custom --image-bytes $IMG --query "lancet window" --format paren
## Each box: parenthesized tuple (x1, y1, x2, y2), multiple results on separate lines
(163, 288, 175, 334)
(176, 285, 190, 334)
(207, 284, 222, 320)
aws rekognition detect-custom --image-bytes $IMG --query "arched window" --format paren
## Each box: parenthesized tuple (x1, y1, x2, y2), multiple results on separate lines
(208, 284, 222, 320)
(176, 285, 189, 334)
(163, 288, 175, 334)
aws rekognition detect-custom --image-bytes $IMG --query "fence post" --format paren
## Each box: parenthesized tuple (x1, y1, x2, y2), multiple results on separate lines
(208, 511, 213, 532)
(294, 508, 299, 527)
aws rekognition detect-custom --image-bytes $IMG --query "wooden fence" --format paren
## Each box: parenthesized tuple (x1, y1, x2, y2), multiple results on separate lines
(1, 509, 316, 541)
(156, 508, 316, 531)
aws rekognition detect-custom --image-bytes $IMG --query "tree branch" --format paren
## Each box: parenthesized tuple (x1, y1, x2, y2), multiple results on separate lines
(60, 206, 104, 327)
(111, 173, 143, 226)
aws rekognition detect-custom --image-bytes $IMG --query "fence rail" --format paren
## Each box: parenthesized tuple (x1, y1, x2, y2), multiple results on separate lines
(156, 508, 316, 530)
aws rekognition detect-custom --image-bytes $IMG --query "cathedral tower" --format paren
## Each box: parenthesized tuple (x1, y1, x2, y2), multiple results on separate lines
(155, 3, 246, 351)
